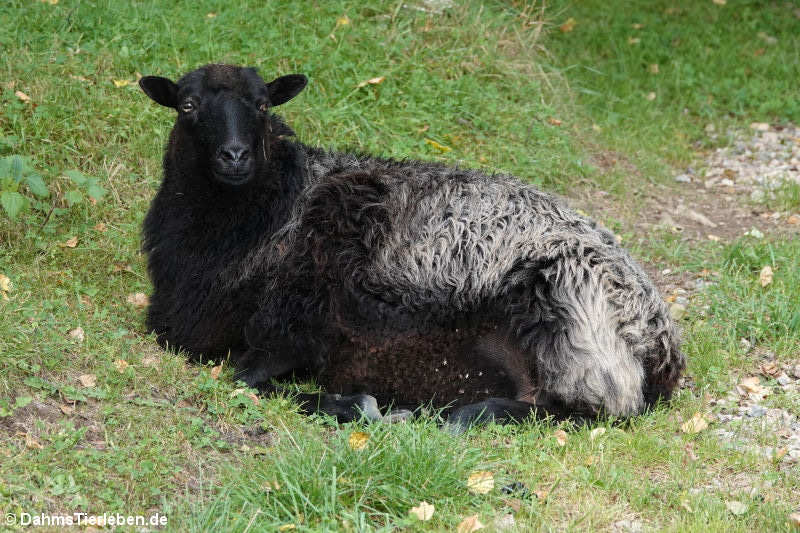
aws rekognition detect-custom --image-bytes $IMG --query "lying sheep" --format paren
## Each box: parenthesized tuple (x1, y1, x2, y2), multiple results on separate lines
(139, 64, 685, 427)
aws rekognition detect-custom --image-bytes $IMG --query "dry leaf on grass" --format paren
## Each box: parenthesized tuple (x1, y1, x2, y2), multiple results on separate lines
(712, 0, 727, 5)
(15, 90, 31, 103)
(467, 471, 494, 494)
(788, 513, 800, 528)
(559, 18, 576, 33)
(25, 433, 43, 450)
(547, 117, 562, 126)
(0, 273, 11, 300)
(759, 265, 773, 287)
(113, 359, 129, 372)
(409, 501, 434, 521)
(356, 76, 385, 88)
(787, 214, 800, 225)
(553, 429, 568, 446)
(126, 292, 149, 308)
(336, 15, 351, 27)
(348, 431, 369, 451)
(680, 412, 708, 434)
(60, 236, 78, 248)
(590, 427, 606, 440)
(503, 497, 522, 512)
(456, 514, 484, 533)
(93, 222, 107, 232)
(59, 404, 74, 415)
(760, 361, 781, 378)
(210, 365, 223, 379)
(142, 355, 159, 368)
(78, 373, 96, 387)
(646, 91, 656, 101)
(113, 263, 134, 273)
(277, 525, 296, 532)
(112, 79, 132, 88)
(649, 63, 659, 74)
(738, 376, 765, 394)
(68, 327, 85, 342)
(206, 12, 217, 18)
(533, 488, 549, 500)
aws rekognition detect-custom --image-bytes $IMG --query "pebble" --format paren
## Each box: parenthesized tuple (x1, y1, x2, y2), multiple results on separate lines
(703, 124, 800, 203)
(675, 174, 692, 183)
(747, 405, 767, 418)
(776, 373, 792, 386)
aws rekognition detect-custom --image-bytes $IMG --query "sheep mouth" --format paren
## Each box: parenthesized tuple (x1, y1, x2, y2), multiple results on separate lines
(213, 171, 252, 185)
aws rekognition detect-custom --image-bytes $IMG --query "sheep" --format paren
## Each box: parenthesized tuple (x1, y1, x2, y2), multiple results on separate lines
(138, 64, 685, 428)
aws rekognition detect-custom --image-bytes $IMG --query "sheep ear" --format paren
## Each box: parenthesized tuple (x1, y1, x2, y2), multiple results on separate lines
(139, 76, 179, 108)
(266, 74, 308, 107)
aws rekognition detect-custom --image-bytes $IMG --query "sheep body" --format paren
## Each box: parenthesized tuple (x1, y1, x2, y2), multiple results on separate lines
(140, 65, 684, 421)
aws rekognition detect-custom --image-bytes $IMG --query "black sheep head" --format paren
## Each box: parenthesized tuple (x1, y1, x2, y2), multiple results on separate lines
(139, 64, 307, 187)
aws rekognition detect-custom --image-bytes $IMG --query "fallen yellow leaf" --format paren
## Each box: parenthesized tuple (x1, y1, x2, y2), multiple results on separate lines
(759, 265, 773, 287)
(409, 501, 434, 521)
(559, 18, 576, 33)
(15, 90, 31, 103)
(739, 376, 763, 393)
(424, 138, 451, 153)
(210, 365, 223, 379)
(126, 292, 150, 308)
(112, 79, 132, 88)
(206, 12, 217, 18)
(68, 327, 85, 342)
(113, 359, 129, 372)
(25, 433, 43, 450)
(680, 412, 708, 434)
(277, 525, 296, 532)
(78, 373, 96, 387)
(590, 427, 606, 440)
(348, 431, 369, 451)
(0, 273, 11, 301)
(336, 15, 351, 27)
(553, 429, 568, 446)
(467, 471, 494, 494)
(356, 76, 385, 88)
(649, 63, 659, 74)
(456, 514, 485, 533)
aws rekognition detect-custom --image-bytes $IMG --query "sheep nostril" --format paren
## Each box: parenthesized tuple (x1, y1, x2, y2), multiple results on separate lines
(219, 145, 250, 164)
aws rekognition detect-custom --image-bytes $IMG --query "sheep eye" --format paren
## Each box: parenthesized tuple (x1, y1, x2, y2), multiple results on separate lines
(258, 102, 269, 113)
(180, 101, 195, 113)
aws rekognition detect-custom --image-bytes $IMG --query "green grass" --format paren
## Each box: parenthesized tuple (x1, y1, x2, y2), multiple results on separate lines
(1, 0, 799, 531)
(545, 0, 800, 185)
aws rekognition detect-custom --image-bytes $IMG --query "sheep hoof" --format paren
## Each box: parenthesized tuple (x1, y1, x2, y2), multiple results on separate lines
(329, 393, 382, 422)
(382, 408, 414, 423)
(444, 398, 538, 434)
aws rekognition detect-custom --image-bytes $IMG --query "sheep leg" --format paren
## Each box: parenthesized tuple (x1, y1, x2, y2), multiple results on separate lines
(256, 383, 382, 422)
(444, 394, 597, 433)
